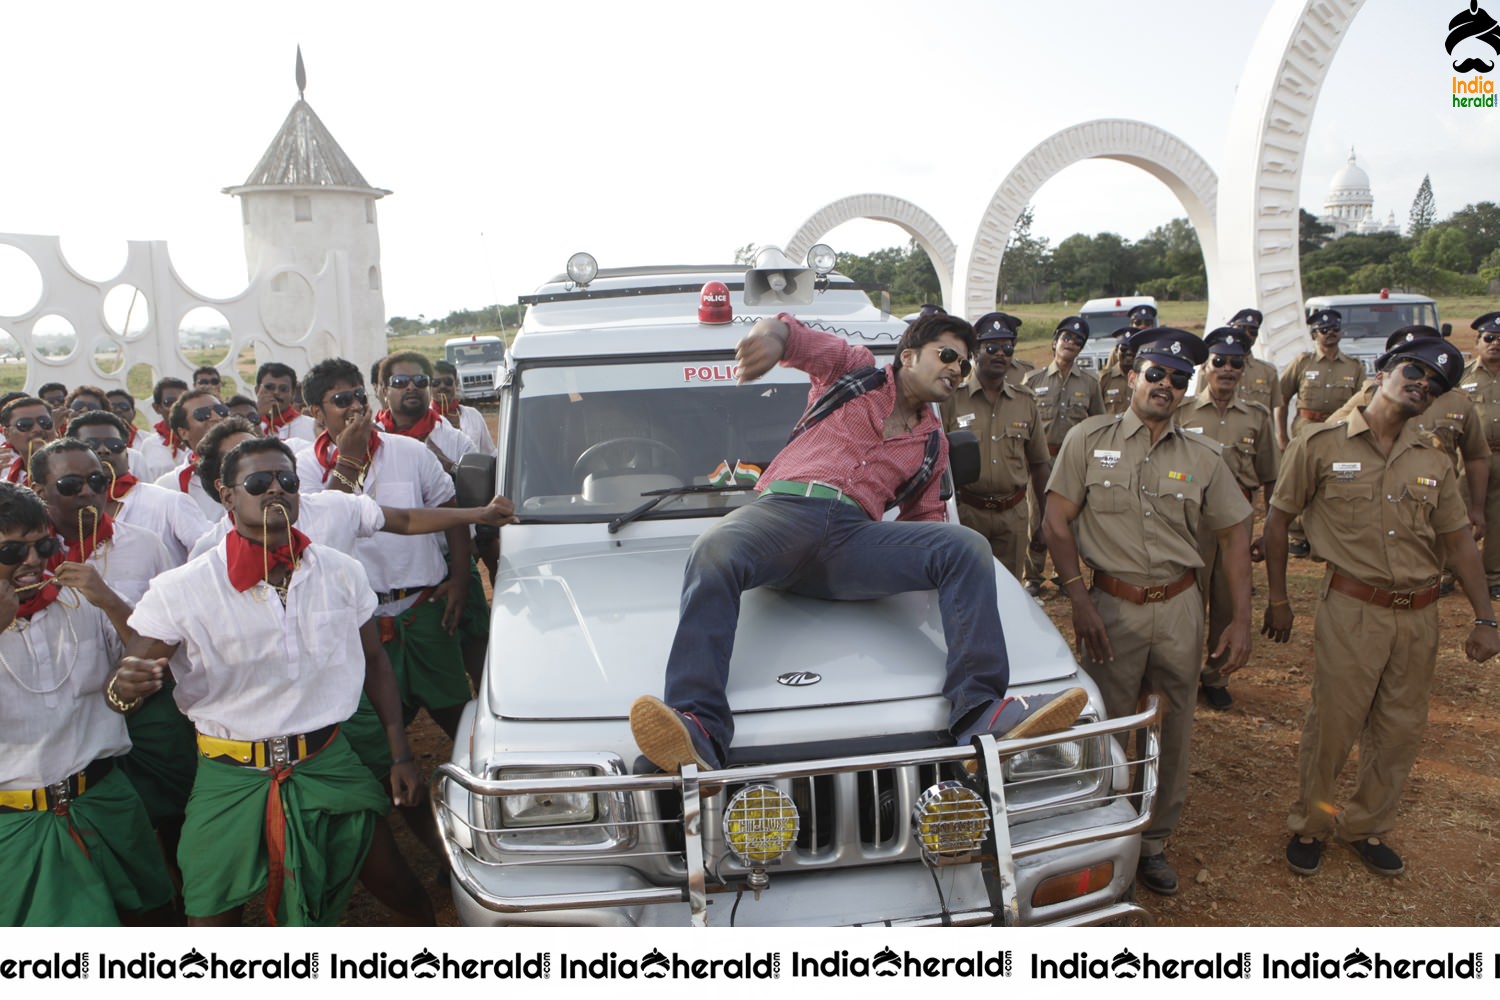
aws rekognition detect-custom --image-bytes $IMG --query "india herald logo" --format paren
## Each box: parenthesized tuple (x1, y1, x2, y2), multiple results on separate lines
(1448, 1, 1500, 73)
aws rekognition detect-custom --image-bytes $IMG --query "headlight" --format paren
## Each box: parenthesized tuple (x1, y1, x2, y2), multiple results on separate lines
(497, 766, 596, 827)
(723, 784, 799, 866)
(1002, 740, 1083, 782)
(912, 781, 990, 864)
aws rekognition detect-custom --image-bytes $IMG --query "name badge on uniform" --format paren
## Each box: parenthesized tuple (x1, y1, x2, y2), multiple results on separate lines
(955, 413, 975, 429)
(1333, 461, 1360, 480)
(1093, 449, 1121, 469)
(1305, 370, 1320, 380)
(1034, 386, 1050, 395)
(1106, 388, 1121, 397)
(1183, 426, 1205, 434)
(1462, 382, 1479, 391)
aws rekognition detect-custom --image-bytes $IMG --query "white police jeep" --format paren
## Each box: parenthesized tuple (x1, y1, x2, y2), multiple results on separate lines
(436, 251, 1161, 927)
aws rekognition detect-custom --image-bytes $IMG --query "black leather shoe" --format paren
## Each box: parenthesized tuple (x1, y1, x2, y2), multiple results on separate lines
(1344, 837, 1404, 876)
(1287, 539, 1310, 557)
(1286, 835, 1323, 875)
(1137, 853, 1178, 895)
(1202, 685, 1233, 710)
(1489, 585, 1500, 602)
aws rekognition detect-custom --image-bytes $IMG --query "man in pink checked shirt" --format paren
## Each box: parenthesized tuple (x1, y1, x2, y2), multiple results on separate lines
(630, 310, 1086, 773)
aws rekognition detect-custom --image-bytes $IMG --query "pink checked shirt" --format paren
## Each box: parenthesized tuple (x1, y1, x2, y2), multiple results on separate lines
(757, 315, 949, 522)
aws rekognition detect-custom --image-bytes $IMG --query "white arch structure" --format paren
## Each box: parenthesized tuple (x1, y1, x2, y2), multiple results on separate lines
(1218, 0, 1365, 366)
(961, 119, 1220, 323)
(786, 194, 958, 309)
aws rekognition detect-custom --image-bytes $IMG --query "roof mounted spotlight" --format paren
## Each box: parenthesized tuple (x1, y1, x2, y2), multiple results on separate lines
(806, 243, 836, 276)
(566, 252, 598, 288)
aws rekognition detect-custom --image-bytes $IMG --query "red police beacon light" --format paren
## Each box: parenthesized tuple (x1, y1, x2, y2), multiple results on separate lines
(699, 281, 732, 325)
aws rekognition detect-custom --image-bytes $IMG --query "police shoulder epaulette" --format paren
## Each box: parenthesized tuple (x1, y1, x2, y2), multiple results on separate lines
(1179, 427, 1226, 455)
(1075, 413, 1121, 442)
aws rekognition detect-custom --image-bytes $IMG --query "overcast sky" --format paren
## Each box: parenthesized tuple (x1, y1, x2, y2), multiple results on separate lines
(1, 0, 1494, 320)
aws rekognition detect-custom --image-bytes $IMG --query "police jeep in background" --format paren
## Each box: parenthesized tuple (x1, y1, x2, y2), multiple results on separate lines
(444, 334, 507, 402)
(1302, 291, 1448, 375)
(436, 248, 1162, 927)
(1074, 295, 1158, 374)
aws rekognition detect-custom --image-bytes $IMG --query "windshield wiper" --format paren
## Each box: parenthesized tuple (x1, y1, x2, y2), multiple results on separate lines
(608, 483, 755, 534)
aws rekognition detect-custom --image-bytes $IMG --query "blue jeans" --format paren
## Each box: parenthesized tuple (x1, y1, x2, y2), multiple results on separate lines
(663, 494, 1010, 759)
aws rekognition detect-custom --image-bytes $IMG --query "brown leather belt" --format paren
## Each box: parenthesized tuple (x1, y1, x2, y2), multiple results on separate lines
(1092, 569, 1197, 605)
(1297, 408, 1332, 423)
(1328, 572, 1439, 611)
(958, 486, 1027, 512)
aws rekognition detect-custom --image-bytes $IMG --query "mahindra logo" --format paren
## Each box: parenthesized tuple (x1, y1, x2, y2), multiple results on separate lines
(777, 671, 821, 687)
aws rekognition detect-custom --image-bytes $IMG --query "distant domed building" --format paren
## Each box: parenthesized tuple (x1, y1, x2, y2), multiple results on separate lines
(1322, 148, 1400, 238)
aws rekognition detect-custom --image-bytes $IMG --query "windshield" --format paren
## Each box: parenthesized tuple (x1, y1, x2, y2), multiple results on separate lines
(510, 359, 820, 521)
(1332, 302, 1440, 340)
(447, 341, 506, 365)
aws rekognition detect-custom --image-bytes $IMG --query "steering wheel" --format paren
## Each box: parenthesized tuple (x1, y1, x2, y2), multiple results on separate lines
(572, 437, 684, 482)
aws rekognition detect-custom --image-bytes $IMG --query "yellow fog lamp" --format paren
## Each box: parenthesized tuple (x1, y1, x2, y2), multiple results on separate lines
(723, 784, 799, 896)
(912, 781, 990, 865)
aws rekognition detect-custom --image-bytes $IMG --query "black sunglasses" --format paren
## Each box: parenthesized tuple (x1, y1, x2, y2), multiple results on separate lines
(981, 341, 1015, 356)
(1482, 333, 1500, 344)
(196, 376, 222, 386)
(1313, 325, 1341, 334)
(191, 403, 230, 422)
(431, 376, 457, 388)
(1142, 366, 1192, 390)
(10, 416, 54, 433)
(1058, 332, 1087, 346)
(54, 471, 110, 497)
(70, 400, 102, 412)
(1210, 355, 1246, 370)
(40, 395, 65, 407)
(387, 374, 431, 390)
(0, 535, 62, 565)
(326, 388, 369, 409)
(230, 470, 300, 496)
(1398, 363, 1443, 395)
(108, 399, 135, 413)
(85, 438, 128, 455)
(928, 345, 973, 378)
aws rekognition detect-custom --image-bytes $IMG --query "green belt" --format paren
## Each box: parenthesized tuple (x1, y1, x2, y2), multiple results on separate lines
(762, 479, 861, 507)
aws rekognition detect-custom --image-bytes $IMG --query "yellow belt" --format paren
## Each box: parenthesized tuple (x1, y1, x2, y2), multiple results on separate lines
(0, 758, 112, 812)
(196, 726, 336, 769)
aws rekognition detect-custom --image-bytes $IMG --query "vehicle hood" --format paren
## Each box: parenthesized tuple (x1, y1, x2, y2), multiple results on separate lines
(486, 536, 1079, 720)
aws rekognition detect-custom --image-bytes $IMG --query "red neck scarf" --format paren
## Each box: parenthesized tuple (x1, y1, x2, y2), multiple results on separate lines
(262, 406, 302, 435)
(107, 472, 139, 501)
(47, 511, 115, 568)
(154, 420, 181, 459)
(313, 430, 381, 483)
(126, 425, 139, 447)
(5, 456, 25, 484)
(177, 453, 200, 494)
(16, 581, 61, 619)
(224, 526, 312, 592)
(374, 406, 439, 442)
(433, 395, 460, 418)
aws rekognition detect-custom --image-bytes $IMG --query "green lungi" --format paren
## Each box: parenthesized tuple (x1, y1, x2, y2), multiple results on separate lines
(0, 764, 174, 926)
(378, 595, 471, 721)
(340, 696, 394, 785)
(118, 679, 198, 824)
(178, 731, 389, 926)
(458, 559, 490, 645)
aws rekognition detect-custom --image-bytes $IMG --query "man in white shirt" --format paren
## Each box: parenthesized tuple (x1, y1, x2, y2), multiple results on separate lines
(154, 390, 228, 521)
(112, 437, 431, 927)
(255, 362, 318, 444)
(298, 359, 473, 739)
(0, 481, 174, 925)
(433, 360, 496, 456)
(2, 396, 58, 486)
(139, 378, 188, 482)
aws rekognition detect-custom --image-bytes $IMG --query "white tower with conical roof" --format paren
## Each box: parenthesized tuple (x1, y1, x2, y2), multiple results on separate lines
(224, 49, 390, 375)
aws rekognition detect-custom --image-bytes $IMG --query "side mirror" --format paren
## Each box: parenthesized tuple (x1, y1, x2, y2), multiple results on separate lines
(454, 453, 500, 539)
(947, 430, 980, 488)
(1441, 323, 1453, 338)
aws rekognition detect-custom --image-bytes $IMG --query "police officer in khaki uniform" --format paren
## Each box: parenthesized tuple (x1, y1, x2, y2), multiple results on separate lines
(1264, 336, 1500, 878)
(1191, 308, 1283, 412)
(1330, 327, 1489, 562)
(1179, 328, 1278, 710)
(1022, 316, 1103, 596)
(940, 314, 1050, 581)
(991, 312, 1037, 386)
(1098, 328, 1136, 416)
(1277, 308, 1364, 556)
(1044, 328, 1253, 895)
(1460, 312, 1500, 600)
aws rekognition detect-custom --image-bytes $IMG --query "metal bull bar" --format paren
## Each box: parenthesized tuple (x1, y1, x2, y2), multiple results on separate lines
(432, 696, 1162, 927)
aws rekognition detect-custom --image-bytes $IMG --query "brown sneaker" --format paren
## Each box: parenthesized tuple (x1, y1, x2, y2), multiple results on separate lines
(629, 696, 722, 774)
